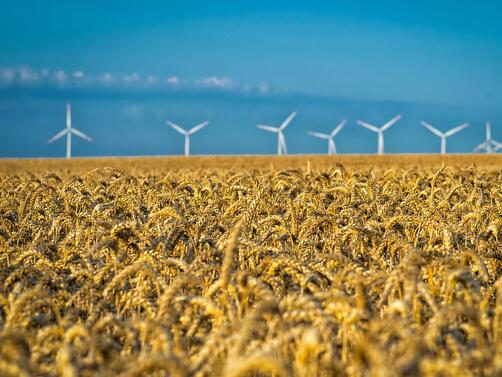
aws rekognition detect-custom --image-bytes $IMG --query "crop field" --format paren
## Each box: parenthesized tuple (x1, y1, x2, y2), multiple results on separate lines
(0, 155, 501, 377)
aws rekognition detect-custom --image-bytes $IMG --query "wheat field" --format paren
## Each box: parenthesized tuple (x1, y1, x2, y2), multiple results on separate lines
(0, 155, 501, 376)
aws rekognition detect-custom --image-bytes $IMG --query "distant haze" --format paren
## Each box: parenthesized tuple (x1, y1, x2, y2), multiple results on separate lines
(1, 88, 500, 157)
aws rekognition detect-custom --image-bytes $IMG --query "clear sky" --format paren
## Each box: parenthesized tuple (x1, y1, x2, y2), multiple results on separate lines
(0, 1, 501, 157)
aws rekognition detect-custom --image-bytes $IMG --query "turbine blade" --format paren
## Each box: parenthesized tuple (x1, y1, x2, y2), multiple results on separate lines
(331, 120, 347, 137)
(71, 128, 92, 142)
(445, 123, 468, 137)
(421, 121, 444, 137)
(381, 114, 402, 131)
(48, 129, 68, 143)
(308, 131, 330, 139)
(257, 125, 280, 133)
(279, 111, 297, 130)
(167, 121, 188, 135)
(357, 121, 379, 133)
(188, 121, 209, 135)
(474, 141, 487, 152)
(66, 103, 72, 129)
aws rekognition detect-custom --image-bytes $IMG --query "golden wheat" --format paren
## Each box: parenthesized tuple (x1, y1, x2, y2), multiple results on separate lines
(0, 155, 500, 376)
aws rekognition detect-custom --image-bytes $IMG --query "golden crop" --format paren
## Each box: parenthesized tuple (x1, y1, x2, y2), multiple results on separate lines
(0, 156, 501, 376)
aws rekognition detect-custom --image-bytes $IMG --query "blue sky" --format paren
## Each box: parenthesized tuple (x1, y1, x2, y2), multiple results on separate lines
(0, 1, 501, 157)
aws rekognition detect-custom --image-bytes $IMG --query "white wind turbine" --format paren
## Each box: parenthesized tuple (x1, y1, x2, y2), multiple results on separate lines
(48, 103, 91, 159)
(421, 121, 468, 155)
(257, 111, 297, 155)
(166, 120, 209, 156)
(474, 122, 500, 153)
(308, 120, 347, 155)
(357, 115, 402, 154)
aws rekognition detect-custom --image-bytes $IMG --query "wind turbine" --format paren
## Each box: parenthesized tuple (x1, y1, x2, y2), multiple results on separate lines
(421, 121, 468, 154)
(257, 111, 297, 155)
(357, 115, 401, 154)
(48, 103, 91, 159)
(474, 122, 500, 153)
(308, 120, 347, 155)
(166, 120, 209, 156)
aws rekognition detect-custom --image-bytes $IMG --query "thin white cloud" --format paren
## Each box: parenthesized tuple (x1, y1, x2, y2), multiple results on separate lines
(53, 70, 68, 85)
(0, 68, 15, 84)
(0, 65, 270, 95)
(146, 75, 158, 85)
(123, 73, 140, 84)
(257, 82, 269, 94)
(243, 82, 270, 94)
(97, 72, 113, 85)
(167, 76, 179, 85)
(18, 66, 40, 84)
(195, 76, 237, 89)
(73, 71, 85, 79)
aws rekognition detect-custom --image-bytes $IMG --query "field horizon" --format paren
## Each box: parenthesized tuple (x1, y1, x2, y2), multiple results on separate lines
(1, 154, 500, 176)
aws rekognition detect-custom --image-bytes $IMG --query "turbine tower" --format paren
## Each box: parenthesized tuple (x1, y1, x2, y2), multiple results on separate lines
(357, 115, 401, 154)
(48, 103, 91, 159)
(308, 120, 347, 155)
(257, 111, 297, 155)
(474, 122, 500, 153)
(167, 120, 209, 156)
(421, 121, 468, 155)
